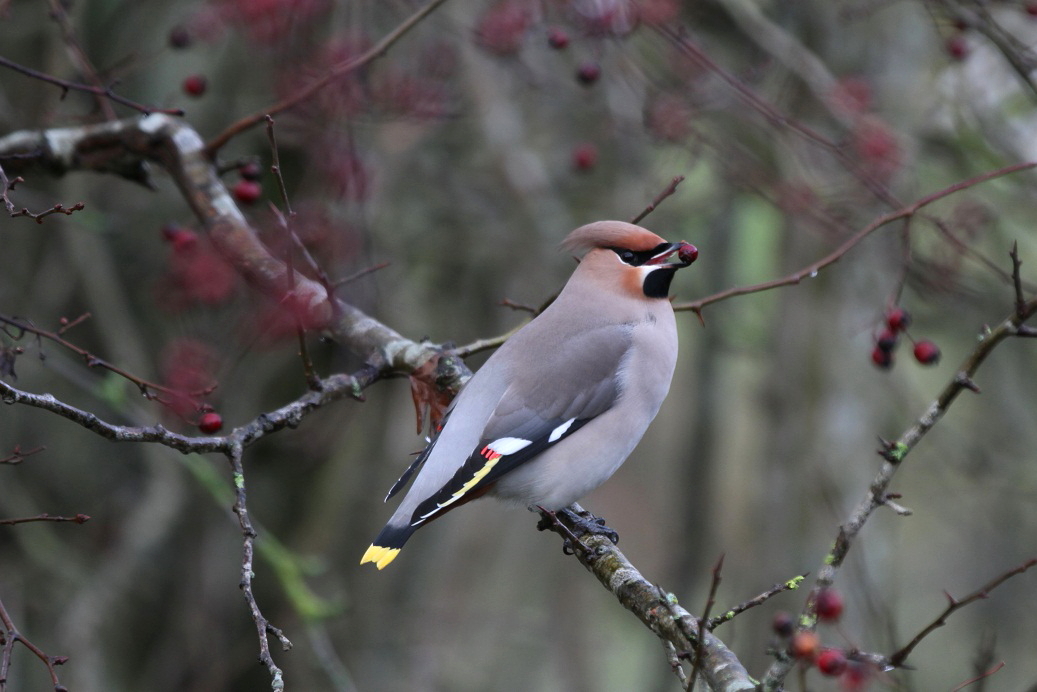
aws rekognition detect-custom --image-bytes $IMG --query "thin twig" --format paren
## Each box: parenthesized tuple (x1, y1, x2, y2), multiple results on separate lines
(675, 161, 1037, 315)
(630, 175, 685, 225)
(0, 445, 45, 465)
(0, 593, 68, 692)
(0, 513, 89, 526)
(10, 201, 85, 224)
(952, 661, 1005, 692)
(205, 0, 449, 154)
(0, 55, 183, 117)
(0, 313, 212, 406)
(332, 262, 390, 288)
(499, 298, 538, 314)
(687, 555, 724, 692)
(228, 443, 292, 690)
(888, 558, 1037, 668)
(707, 574, 808, 630)
(265, 116, 320, 389)
(1011, 241, 1027, 319)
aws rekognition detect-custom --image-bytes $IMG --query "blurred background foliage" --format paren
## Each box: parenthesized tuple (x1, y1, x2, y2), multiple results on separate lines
(1, 0, 1037, 690)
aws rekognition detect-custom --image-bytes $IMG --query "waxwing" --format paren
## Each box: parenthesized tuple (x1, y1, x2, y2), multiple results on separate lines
(361, 220, 698, 569)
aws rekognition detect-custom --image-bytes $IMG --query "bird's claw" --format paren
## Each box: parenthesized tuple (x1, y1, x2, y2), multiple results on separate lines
(560, 507, 619, 544)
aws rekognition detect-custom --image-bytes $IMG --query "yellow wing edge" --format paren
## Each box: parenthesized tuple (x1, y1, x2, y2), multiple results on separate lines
(360, 544, 401, 570)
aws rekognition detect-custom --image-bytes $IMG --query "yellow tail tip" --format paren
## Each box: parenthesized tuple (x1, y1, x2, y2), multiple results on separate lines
(360, 544, 401, 570)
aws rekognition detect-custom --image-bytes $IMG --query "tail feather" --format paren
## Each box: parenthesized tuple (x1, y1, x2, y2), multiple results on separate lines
(360, 523, 415, 570)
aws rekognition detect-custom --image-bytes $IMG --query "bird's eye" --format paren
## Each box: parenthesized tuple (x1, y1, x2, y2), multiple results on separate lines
(620, 250, 635, 262)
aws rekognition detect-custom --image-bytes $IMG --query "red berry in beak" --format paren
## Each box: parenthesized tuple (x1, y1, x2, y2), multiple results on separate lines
(678, 242, 698, 265)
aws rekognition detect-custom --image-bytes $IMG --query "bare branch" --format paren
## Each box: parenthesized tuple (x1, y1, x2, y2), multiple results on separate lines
(952, 661, 1005, 692)
(10, 201, 85, 224)
(228, 443, 291, 690)
(0, 313, 210, 409)
(889, 558, 1037, 668)
(707, 574, 808, 630)
(0, 117, 470, 394)
(0, 54, 183, 117)
(0, 445, 45, 465)
(0, 513, 90, 526)
(675, 162, 1037, 315)
(0, 594, 68, 692)
(687, 554, 724, 692)
(630, 175, 685, 225)
(540, 505, 756, 692)
(205, 0, 449, 154)
(1011, 241, 1028, 319)
(760, 292, 1037, 690)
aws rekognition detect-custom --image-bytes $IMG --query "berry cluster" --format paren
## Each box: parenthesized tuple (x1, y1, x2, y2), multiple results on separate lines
(772, 587, 873, 689)
(870, 307, 940, 369)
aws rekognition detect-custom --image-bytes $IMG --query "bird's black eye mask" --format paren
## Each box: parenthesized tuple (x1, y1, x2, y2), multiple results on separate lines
(610, 243, 674, 266)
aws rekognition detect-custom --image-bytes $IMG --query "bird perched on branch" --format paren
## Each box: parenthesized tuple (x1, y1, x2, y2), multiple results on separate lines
(361, 220, 698, 569)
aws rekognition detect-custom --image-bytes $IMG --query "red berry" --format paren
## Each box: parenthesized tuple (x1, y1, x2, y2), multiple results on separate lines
(913, 340, 941, 365)
(576, 61, 601, 85)
(772, 611, 794, 637)
(790, 631, 819, 660)
(572, 143, 598, 171)
(815, 588, 844, 621)
(816, 648, 847, 676)
(886, 307, 912, 332)
(161, 224, 198, 253)
(871, 346, 893, 369)
(547, 26, 570, 49)
(232, 179, 262, 205)
(876, 328, 898, 352)
(678, 242, 698, 265)
(239, 161, 263, 181)
(946, 34, 968, 60)
(182, 74, 207, 97)
(1027, 3, 1037, 17)
(198, 412, 223, 434)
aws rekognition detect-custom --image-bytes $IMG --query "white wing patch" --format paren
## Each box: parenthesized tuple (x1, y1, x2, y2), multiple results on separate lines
(548, 418, 576, 443)
(487, 437, 533, 455)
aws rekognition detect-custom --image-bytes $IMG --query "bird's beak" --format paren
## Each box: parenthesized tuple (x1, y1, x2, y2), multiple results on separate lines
(645, 241, 698, 268)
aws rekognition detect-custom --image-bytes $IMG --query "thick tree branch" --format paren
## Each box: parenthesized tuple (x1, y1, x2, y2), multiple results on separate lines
(544, 505, 757, 692)
(0, 116, 472, 395)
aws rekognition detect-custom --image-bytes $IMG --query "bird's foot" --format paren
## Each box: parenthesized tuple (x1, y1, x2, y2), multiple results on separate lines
(559, 506, 619, 545)
(536, 506, 592, 556)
